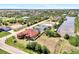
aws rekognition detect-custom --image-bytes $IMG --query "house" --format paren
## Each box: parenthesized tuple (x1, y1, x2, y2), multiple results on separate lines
(22, 16, 29, 20)
(17, 31, 26, 39)
(17, 28, 39, 40)
(0, 27, 11, 32)
(25, 29, 39, 39)
(34, 24, 51, 33)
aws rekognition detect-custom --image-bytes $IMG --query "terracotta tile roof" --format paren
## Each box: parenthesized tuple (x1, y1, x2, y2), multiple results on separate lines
(25, 29, 39, 38)
(17, 29, 39, 38)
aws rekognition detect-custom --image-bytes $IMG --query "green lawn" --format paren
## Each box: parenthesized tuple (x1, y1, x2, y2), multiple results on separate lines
(0, 31, 10, 38)
(75, 17, 79, 33)
(0, 49, 9, 54)
(5, 36, 37, 54)
(63, 50, 79, 54)
(70, 50, 79, 54)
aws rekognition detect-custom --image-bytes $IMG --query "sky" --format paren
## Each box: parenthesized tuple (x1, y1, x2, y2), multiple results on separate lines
(0, 4, 79, 9)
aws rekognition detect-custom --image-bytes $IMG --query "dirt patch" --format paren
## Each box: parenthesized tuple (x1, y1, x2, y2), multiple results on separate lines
(36, 34, 61, 53)
(36, 34, 77, 54)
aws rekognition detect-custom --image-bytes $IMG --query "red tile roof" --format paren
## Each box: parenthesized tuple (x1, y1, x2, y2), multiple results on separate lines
(17, 29, 39, 39)
(25, 29, 39, 38)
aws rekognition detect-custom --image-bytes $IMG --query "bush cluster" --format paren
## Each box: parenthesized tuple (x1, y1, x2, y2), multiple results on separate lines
(54, 18, 64, 29)
(64, 34, 70, 39)
(46, 30, 60, 37)
(26, 42, 50, 54)
(69, 35, 79, 47)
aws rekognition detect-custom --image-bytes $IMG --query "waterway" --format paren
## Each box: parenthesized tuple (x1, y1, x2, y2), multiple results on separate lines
(57, 16, 76, 37)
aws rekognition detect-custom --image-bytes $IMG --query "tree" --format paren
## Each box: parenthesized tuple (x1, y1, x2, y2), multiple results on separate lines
(46, 30, 60, 37)
(0, 19, 2, 26)
(14, 40, 17, 43)
(35, 44, 42, 53)
(31, 42, 37, 50)
(42, 46, 50, 54)
(69, 35, 79, 46)
(26, 42, 50, 54)
(26, 42, 37, 50)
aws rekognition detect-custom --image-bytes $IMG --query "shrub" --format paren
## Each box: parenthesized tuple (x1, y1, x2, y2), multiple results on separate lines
(69, 35, 79, 47)
(26, 42, 37, 50)
(42, 46, 50, 54)
(46, 30, 60, 37)
(53, 24, 59, 29)
(14, 40, 17, 43)
(35, 44, 42, 53)
(64, 34, 70, 39)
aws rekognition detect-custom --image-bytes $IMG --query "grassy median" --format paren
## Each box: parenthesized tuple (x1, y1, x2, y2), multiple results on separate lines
(0, 31, 10, 38)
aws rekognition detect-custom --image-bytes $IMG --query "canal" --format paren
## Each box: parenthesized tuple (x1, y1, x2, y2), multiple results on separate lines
(57, 16, 76, 37)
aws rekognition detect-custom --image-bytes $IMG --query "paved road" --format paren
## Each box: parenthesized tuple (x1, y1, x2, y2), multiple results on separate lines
(0, 19, 50, 54)
(0, 34, 27, 54)
(0, 41, 27, 54)
(16, 19, 49, 34)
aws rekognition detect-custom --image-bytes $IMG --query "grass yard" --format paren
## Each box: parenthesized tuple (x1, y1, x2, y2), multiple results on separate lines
(75, 17, 79, 33)
(70, 50, 79, 54)
(5, 36, 37, 54)
(0, 31, 10, 38)
(63, 50, 79, 54)
(0, 49, 9, 54)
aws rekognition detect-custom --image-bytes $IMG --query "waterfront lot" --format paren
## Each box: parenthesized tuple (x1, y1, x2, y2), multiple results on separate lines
(36, 33, 78, 54)
(5, 33, 78, 54)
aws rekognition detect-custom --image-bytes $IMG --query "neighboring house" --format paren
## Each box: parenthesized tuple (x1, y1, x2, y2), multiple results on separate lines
(25, 29, 39, 39)
(0, 27, 11, 32)
(17, 28, 39, 40)
(22, 16, 29, 20)
(17, 31, 26, 39)
(34, 24, 51, 33)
